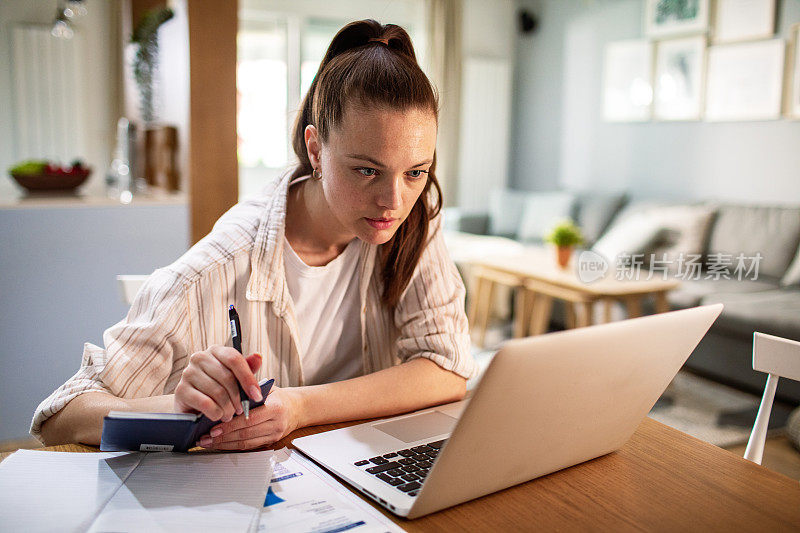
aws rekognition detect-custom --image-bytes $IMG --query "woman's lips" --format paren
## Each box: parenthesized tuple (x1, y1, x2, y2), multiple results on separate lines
(365, 217, 395, 230)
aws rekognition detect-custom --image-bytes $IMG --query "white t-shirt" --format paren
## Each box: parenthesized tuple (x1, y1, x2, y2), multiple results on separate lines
(283, 236, 363, 385)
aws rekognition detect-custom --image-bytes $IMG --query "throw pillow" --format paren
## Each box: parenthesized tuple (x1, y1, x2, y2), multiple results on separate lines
(591, 203, 716, 270)
(781, 245, 800, 286)
(573, 192, 628, 245)
(488, 189, 528, 238)
(648, 204, 716, 269)
(516, 192, 576, 243)
(591, 209, 665, 265)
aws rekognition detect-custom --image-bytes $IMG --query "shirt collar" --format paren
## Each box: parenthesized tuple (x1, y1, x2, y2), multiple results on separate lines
(246, 170, 292, 305)
(245, 169, 379, 311)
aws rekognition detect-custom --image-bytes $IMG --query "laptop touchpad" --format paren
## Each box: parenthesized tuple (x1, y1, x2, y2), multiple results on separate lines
(373, 411, 457, 443)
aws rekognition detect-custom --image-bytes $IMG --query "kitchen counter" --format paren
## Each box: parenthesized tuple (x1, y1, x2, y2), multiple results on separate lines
(0, 187, 187, 209)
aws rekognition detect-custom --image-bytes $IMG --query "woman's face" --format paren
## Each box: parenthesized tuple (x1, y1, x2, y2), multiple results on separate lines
(305, 104, 437, 246)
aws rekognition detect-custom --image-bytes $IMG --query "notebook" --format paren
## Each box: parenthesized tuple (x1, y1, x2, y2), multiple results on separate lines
(100, 378, 274, 452)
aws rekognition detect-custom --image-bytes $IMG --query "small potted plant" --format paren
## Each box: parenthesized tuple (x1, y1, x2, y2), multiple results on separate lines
(545, 219, 584, 269)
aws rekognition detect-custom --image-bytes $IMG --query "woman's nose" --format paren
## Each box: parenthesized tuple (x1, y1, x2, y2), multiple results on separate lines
(376, 176, 403, 210)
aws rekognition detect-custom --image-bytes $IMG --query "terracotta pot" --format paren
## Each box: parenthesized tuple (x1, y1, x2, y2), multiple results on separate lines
(556, 245, 573, 269)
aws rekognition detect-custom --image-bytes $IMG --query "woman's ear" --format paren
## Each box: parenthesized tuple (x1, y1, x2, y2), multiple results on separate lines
(304, 124, 321, 169)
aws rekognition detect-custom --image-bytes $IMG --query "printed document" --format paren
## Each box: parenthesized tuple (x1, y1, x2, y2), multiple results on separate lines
(260, 448, 405, 533)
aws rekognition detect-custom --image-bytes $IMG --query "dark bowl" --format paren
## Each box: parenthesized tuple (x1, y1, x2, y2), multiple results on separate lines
(10, 168, 91, 193)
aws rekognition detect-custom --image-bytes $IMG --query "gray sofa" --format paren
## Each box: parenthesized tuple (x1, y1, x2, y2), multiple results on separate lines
(445, 189, 800, 404)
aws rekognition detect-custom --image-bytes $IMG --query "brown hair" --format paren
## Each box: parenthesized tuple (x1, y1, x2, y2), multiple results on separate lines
(290, 19, 442, 308)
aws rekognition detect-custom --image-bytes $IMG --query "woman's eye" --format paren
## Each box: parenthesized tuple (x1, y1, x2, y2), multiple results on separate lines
(407, 170, 428, 179)
(357, 168, 377, 177)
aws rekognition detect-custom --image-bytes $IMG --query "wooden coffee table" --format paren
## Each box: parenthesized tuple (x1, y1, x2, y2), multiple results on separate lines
(466, 247, 679, 347)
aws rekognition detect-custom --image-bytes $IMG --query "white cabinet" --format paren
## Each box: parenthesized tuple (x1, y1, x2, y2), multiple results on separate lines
(0, 200, 189, 441)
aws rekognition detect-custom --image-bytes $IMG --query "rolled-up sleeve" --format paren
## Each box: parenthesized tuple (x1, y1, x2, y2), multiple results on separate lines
(393, 215, 477, 380)
(30, 268, 189, 441)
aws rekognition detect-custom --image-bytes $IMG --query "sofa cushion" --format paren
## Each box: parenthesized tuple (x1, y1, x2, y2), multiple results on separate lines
(707, 204, 800, 280)
(572, 192, 628, 245)
(701, 289, 800, 341)
(781, 244, 800, 286)
(647, 205, 716, 268)
(668, 278, 779, 309)
(591, 204, 664, 263)
(442, 208, 490, 235)
(488, 189, 528, 238)
(516, 192, 576, 243)
(591, 202, 713, 267)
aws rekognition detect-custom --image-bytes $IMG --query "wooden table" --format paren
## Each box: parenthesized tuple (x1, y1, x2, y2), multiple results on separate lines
(3, 418, 798, 530)
(468, 247, 679, 346)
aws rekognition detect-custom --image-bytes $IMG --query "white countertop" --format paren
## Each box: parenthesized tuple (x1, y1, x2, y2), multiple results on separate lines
(0, 187, 188, 209)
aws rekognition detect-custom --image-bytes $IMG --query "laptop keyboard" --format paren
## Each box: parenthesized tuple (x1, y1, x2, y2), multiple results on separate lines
(353, 440, 446, 497)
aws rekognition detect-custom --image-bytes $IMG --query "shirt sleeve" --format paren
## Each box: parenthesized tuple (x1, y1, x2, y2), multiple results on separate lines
(30, 267, 190, 441)
(393, 214, 478, 380)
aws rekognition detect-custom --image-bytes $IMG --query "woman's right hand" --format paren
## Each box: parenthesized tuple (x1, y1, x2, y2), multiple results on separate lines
(174, 345, 263, 421)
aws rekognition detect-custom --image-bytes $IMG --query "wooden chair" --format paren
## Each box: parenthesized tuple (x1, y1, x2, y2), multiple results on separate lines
(744, 332, 800, 464)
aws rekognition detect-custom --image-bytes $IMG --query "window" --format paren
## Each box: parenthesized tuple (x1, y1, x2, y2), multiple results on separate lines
(237, 0, 427, 199)
(237, 18, 288, 170)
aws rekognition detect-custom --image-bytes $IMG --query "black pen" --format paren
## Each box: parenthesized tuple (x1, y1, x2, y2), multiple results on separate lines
(228, 304, 251, 419)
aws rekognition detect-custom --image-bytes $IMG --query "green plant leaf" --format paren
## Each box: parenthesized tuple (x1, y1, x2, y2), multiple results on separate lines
(544, 219, 585, 247)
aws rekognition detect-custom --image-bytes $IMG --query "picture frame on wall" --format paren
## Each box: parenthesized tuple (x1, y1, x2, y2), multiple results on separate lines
(713, 0, 776, 43)
(654, 36, 706, 120)
(705, 39, 785, 121)
(603, 40, 654, 122)
(790, 23, 800, 118)
(644, 0, 709, 38)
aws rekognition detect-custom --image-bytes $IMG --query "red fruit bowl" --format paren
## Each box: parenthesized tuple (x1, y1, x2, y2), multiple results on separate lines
(10, 167, 91, 193)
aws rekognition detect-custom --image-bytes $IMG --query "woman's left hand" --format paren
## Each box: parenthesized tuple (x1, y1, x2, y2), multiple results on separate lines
(197, 386, 303, 450)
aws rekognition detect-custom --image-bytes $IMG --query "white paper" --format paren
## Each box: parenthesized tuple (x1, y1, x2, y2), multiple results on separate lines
(259, 448, 404, 533)
(90, 450, 272, 533)
(0, 449, 142, 533)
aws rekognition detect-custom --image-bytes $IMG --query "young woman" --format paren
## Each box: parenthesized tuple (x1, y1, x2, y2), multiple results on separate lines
(35, 19, 476, 450)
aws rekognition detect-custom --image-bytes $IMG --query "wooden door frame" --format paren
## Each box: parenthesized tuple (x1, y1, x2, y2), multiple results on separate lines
(187, 0, 238, 243)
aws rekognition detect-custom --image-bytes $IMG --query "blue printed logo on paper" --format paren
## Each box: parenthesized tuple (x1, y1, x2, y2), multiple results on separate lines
(264, 487, 285, 507)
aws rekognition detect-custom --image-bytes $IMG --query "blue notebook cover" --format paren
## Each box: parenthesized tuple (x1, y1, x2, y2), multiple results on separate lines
(100, 378, 274, 452)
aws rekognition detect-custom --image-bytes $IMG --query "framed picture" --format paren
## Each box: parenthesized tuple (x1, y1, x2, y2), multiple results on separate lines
(790, 23, 800, 118)
(603, 40, 654, 122)
(644, 0, 709, 38)
(713, 0, 776, 43)
(705, 39, 784, 121)
(654, 36, 706, 120)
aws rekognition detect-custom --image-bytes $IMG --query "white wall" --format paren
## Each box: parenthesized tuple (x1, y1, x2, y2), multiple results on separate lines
(0, 0, 121, 199)
(511, 0, 800, 203)
(456, 0, 516, 210)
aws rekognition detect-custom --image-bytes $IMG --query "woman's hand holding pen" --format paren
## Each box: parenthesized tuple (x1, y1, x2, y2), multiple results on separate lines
(174, 345, 264, 423)
(197, 386, 303, 450)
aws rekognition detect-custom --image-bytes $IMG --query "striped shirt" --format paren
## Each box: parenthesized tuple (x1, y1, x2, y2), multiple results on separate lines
(30, 171, 476, 439)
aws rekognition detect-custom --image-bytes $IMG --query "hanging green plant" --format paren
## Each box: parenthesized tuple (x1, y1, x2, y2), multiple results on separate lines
(131, 7, 174, 123)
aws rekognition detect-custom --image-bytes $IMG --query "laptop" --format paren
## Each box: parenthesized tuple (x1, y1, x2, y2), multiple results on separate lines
(294, 304, 723, 519)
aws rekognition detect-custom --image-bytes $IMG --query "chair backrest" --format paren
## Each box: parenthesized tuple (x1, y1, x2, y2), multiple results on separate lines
(116, 275, 150, 306)
(744, 332, 800, 464)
